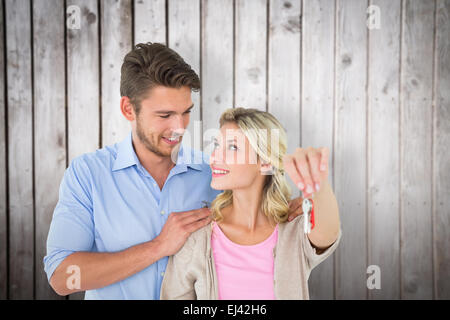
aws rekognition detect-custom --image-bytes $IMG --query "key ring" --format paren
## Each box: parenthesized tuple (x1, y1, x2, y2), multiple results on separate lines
(202, 200, 211, 209)
(302, 197, 315, 233)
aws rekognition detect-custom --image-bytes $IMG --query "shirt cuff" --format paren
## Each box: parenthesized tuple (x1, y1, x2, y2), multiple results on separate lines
(43, 248, 76, 282)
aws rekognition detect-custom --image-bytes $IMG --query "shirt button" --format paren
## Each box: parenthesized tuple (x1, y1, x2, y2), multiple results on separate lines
(160, 210, 165, 215)
(161, 272, 165, 277)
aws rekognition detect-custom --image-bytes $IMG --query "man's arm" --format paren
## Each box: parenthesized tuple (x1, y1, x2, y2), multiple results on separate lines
(50, 239, 162, 296)
(49, 208, 211, 296)
(46, 157, 212, 296)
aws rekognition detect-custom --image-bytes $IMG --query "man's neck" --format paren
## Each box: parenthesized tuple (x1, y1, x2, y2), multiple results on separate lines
(131, 133, 177, 179)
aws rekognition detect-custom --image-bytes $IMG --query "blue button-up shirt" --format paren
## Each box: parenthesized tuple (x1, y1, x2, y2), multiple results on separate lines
(44, 132, 221, 299)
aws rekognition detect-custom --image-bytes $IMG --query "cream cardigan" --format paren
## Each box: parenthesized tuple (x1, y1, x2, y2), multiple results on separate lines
(160, 214, 342, 300)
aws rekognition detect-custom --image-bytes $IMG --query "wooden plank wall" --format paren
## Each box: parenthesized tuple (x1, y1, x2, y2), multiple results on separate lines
(0, 0, 449, 300)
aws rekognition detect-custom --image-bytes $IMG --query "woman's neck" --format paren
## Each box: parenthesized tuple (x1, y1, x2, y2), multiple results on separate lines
(225, 185, 274, 232)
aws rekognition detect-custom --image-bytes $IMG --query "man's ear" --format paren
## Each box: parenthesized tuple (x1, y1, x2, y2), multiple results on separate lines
(260, 162, 274, 175)
(120, 96, 135, 121)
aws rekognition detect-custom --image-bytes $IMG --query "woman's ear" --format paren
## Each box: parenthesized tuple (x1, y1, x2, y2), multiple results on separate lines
(260, 162, 274, 175)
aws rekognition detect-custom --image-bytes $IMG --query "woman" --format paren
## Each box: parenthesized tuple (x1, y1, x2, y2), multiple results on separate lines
(160, 107, 341, 300)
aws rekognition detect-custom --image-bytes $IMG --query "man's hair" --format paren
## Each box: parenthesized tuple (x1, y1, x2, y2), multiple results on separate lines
(120, 42, 200, 114)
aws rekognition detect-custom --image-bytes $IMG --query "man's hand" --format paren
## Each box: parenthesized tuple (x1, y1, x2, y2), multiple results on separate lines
(283, 147, 329, 198)
(287, 197, 303, 222)
(154, 208, 212, 256)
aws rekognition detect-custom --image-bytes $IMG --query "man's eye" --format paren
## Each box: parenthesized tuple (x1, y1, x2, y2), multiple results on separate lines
(184, 110, 192, 115)
(159, 115, 170, 119)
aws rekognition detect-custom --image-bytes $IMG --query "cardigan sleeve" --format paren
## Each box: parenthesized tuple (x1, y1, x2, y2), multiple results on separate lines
(299, 214, 343, 273)
(160, 235, 197, 300)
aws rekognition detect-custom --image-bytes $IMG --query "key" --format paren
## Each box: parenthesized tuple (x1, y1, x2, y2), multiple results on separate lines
(302, 198, 314, 234)
(202, 200, 211, 209)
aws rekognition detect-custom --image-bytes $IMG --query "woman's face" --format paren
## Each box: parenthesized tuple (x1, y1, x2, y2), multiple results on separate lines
(210, 122, 266, 191)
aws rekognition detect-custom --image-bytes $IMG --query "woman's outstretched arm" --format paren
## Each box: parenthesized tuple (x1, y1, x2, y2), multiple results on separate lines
(305, 180, 340, 249)
(283, 147, 341, 249)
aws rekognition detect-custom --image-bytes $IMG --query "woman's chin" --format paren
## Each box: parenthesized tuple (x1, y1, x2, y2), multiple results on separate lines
(210, 181, 224, 190)
(210, 179, 232, 191)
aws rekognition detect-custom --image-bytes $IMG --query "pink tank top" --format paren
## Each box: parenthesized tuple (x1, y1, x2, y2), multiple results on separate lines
(211, 221, 278, 300)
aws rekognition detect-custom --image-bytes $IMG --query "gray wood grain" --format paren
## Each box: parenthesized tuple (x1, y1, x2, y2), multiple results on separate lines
(168, 0, 201, 149)
(201, 0, 233, 149)
(66, 0, 100, 300)
(400, 0, 434, 300)
(434, 0, 450, 300)
(368, 0, 401, 300)
(267, 0, 301, 230)
(269, 0, 300, 155)
(101, 0, 132, 147)
(301, 0, 336, 300)
(67, 0, 100, 162)
(0, 0, 7, 300)
(5, 0, 34, 299)
(134, 0, 166, 45)
(1, 0, 449, 300)
(33, 0, 67, 300)
(235, 0, 267, 110)
(334, 0, 368, 300)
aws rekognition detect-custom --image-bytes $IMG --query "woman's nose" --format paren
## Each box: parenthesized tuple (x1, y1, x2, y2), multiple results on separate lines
(211, 147, 224, 164)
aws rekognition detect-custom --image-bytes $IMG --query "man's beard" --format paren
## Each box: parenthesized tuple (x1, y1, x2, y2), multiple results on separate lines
(135, 116, 182, 160)
(136, 118, 171, 158)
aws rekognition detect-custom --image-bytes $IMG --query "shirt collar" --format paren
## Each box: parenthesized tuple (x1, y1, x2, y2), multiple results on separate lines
(112, 132, 203, 172)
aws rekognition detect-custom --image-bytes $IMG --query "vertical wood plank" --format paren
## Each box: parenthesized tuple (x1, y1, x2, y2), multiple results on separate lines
(400, 0, 434, 300)
(67, 0, 101, 300)
(67, 0, 100, 162)
(267, 0, 301, 226)
(33, 0, 66, 300)
(201, 0, 233, 146)
(301, 0, 336, 299)
(368, 0, 401, 300)
(434, 0, 450, 300)
(5, 0, 34, 299)
(168, 0, 201, 149)
(235, 0, 267, 110)
(334, 0, 368, 299)
(0, 0, 7, 300)
(268, 0, 300, 155)
(134, 0, 166, 45)
(101, 0, 132, 147)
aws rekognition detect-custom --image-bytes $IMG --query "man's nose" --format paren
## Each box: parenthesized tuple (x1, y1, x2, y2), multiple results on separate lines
(171, 116, 185, 135)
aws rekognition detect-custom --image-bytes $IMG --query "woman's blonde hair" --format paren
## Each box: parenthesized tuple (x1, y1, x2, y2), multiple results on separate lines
(210, 107, 292, 224)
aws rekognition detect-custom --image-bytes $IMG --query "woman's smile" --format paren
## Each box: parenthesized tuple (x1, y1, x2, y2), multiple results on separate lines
(211, 166, 230, 178)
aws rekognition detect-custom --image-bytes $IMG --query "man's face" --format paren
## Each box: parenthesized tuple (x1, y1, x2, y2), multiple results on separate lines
(134, 85, 193, 158)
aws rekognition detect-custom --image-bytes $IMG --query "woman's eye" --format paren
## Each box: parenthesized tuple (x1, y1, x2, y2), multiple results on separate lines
(213, 142, 220, 149)
(228, 145, 238, 151)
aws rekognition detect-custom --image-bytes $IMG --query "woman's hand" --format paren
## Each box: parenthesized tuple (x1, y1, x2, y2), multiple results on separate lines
(283, 147, 329, 198)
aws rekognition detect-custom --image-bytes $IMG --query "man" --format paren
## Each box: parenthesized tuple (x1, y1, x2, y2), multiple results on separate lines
(44, 43, 334, 299)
